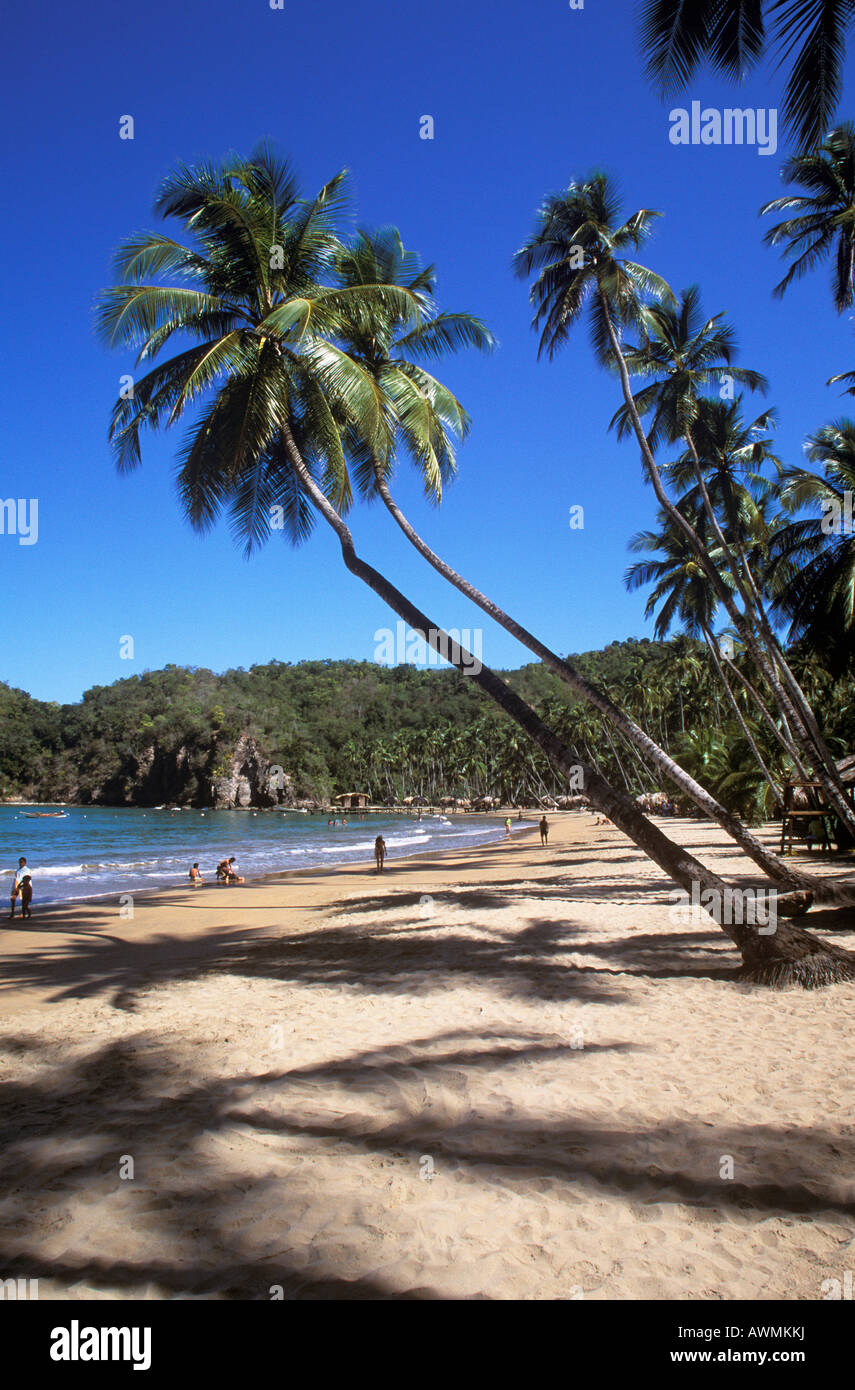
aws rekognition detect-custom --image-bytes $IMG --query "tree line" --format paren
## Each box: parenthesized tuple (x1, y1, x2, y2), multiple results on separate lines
(2, 638, 852, 818)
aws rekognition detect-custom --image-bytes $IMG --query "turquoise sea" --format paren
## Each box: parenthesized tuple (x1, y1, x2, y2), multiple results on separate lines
(0, 805, 528, 906)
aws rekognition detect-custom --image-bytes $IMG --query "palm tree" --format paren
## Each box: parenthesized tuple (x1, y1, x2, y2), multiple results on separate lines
(514, 170, 855, 854)
(639, 0, 853, 149)
(773, 418, 855, 672)
(627, 507, 783, 803)
(761, 124, 855, 311)
(610, 286, 767, 449)
(626, 503, 720, 643)
(597, 269, 855, 833)
(331, 224, 813, 892)
(655, 403, 816, 777)
(97, 147, 829, 981)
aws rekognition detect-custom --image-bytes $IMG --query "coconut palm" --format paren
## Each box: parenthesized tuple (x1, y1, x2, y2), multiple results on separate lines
(599, 273, 855, 832)
(639, 0, 853, 149)
(656, 405, 816, 777)
(627, 507, 783, 803)
(761, 123, 855, 311)
(330, 227, 812, 889)
(610, 287, 767, 450)
(626, 504, 721, 643)
(514, 170, 855, 857)
(773, 418, 855, 671)
(98, 147, 818, 978)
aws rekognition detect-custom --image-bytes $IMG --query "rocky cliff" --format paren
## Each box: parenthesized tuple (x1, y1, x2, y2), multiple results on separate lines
(209, 735, 297, 809)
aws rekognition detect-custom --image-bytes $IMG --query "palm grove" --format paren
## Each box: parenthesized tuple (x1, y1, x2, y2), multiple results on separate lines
(92, 38, 855, 986)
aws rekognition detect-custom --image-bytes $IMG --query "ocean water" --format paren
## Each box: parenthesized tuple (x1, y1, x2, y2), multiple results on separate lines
(0, 806, 530, 906)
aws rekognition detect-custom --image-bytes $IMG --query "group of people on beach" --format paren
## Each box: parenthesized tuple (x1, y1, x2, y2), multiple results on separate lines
(187, 857, 245, 886)
(8, 857, 33, 919)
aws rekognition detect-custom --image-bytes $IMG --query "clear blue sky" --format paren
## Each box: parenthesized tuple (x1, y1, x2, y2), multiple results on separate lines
(2, 0, 852, 702)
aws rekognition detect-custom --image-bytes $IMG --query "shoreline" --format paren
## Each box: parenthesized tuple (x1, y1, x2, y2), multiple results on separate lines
(0, 810, 554, 1018)
(1, 810, 542, 913)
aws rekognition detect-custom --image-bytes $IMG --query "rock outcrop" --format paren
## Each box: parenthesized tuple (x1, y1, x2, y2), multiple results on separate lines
(210, 736, 296, 810)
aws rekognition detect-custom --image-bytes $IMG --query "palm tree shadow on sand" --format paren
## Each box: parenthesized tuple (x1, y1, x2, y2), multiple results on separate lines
(1, 1028, 852, 1299)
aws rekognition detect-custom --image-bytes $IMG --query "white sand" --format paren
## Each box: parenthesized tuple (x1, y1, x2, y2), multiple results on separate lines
(1, 815, 854, 1300)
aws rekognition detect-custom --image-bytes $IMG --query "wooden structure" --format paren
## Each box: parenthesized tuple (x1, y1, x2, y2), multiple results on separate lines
(779, 781, 846, 854)
(333, 792, 370, 810)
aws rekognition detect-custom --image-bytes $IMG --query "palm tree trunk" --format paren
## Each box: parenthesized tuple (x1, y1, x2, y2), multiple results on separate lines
(736, 536, 848, 785)
(722, 651, 810, 780)
(370, 473, 821, 896)
(602, 718, 632, 791)
(701, 624, 781, 805)
(597, 289, 855, 843)
(278, 423, 855, 985)
(683, 433, 853, 818)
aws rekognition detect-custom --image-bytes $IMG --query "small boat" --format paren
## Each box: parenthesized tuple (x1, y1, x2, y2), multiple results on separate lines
(23, 811, 68, 819)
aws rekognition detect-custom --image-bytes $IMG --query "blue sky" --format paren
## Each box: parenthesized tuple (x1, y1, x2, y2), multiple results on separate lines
(2, 0, 853, 702)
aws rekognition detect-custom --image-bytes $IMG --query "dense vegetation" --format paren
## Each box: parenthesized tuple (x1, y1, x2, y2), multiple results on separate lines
(2, 638, 851, 816)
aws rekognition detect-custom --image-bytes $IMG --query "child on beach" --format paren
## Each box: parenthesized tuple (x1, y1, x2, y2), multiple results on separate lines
(374, 835, 387, 873)
(189, 863, 204, 885)
(19, 874, 33, 918)
(505, 817, 512, 837)
(539, 816, 549, 845)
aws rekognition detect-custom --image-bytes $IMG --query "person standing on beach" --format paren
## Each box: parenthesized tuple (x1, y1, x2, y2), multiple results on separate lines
(20, 875, 33, 918)
(374, 835, 387, 873)
(539, 816, 549, 846)
(505, 817, 512, 838)
(8, 857, 30, 919)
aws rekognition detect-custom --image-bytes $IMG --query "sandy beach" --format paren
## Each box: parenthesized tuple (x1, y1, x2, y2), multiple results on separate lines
(2, 811, 855, 1301)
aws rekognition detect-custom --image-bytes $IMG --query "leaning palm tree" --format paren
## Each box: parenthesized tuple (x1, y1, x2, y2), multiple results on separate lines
(513, 176, 855, 839)
(331, 227, 813, 891)
(761, 123, 855, 312)
(773, 418, 855, 672)
(639, 0, 853, 149)
(607, 290, 852, 819)
(96, 145, 825, 968)
(610, 287, 767, 449)
(95, 146, 855, 984)
(514, 176, 855, 834)
(661, 401, 816, 776)
(626, 505, 783, 804)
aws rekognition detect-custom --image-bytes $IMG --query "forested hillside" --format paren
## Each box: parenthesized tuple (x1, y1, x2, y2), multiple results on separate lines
(1, 639, 852, 816)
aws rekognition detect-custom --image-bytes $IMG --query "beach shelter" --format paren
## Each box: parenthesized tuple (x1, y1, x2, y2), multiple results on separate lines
(334, 792, 370, 809)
